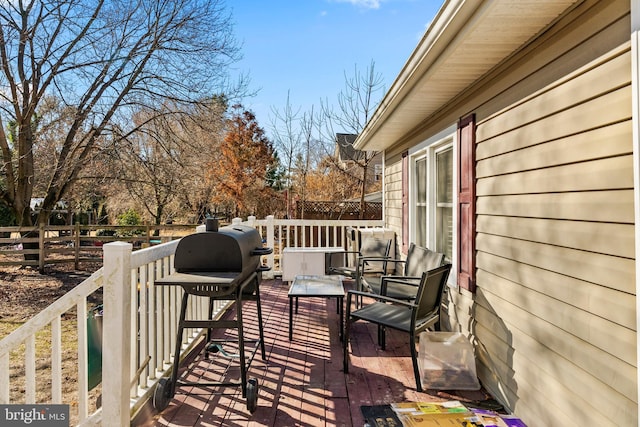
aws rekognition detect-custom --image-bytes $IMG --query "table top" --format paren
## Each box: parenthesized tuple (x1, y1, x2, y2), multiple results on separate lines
(288, 275, 344, 297)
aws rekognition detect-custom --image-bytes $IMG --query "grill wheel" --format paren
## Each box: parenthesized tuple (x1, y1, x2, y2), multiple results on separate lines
(246, 378, 258, 413)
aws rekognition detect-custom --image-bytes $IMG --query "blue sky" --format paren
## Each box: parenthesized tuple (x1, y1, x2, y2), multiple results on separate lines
(230, 0, 442, 136)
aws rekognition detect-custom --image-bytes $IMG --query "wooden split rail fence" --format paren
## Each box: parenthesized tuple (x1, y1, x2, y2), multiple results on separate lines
(0, 224, 197, 270)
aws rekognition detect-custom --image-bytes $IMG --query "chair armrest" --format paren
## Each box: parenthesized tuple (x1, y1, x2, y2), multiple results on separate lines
(357, 256, 391, 272)
(358, 256, 391, 262)
(385, 258, 407, 264)
(358, 255, 390, 264)
(358, 257, 405, 265)
(328, 250, 360, 260)
(375, 258, 406, 274)
(380, 275, 421, 283)
(346, 290, 415, 310)
(327, 250, 361, 267)
(380, 276, 420, 295)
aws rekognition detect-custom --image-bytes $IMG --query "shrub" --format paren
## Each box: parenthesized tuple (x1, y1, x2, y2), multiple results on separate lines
(116, 209, 144, 237)
(117, 209, 142, 226)
(0, 200, 16, 227)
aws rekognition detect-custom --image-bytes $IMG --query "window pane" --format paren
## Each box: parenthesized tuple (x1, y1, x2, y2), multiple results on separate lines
(416, 157, 426, 204)
(414, 157, 427, 247)
(436, 148, 453, 261)
(416, 206, 427, 247)
(437, 148, 453, 204)
(437, 206, 453, 261)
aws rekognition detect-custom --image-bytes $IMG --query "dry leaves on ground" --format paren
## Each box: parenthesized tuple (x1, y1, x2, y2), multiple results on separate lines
(0, 263, 103, 425)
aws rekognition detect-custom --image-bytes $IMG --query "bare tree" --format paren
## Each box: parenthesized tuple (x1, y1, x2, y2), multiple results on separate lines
(175, 100, 229, 223)
(294, 106, 318, 219)
(0, 0, 244, 230)
(270, 92, 303, 218)
(320, 60, 384, 218)
(115, 107, 183, 227)
(113, 98, 227, 226)
(271, 93, 328, 218)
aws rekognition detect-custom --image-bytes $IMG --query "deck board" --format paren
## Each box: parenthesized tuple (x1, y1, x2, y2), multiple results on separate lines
(134, 278, 494, 427)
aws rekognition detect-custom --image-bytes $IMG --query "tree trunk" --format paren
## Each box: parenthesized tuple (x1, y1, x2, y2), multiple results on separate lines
(21, 210, 40, 264)
(359, 165, 367, 220)
(154, 206, 163, 236)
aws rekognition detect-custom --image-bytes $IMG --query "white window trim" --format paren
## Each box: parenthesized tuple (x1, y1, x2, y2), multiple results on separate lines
(409, 125, 458, 287)
(412, 152, 428, 248)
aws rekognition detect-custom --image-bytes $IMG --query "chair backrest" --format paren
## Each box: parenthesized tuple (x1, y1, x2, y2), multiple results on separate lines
(413, 264, 452, 325)
(404, 243, 445, 277)
(360, 237, 392, 271)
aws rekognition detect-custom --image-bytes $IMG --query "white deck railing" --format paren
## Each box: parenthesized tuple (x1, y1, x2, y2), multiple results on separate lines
(0, 217, 385, 426)
(244, 216, 385, 278)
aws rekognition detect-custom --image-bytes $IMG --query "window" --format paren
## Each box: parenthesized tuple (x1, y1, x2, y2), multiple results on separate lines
(411, 138, 455, 279)
(374, 164, 382, 181)
(436, 148, 453, 262)
(414, 156, 428, 248)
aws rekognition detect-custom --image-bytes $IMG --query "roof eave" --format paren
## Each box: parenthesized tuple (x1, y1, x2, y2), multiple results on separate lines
(354, 0, 579, 152)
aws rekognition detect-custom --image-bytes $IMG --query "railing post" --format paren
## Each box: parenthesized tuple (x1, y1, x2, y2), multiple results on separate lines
(74, 223, 80, 269)
(265, 215, 275, 278)
(38, 223, 45, 273)
(102, 242, 133, 427)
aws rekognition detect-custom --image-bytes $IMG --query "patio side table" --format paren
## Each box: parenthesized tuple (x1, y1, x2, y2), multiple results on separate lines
(288, 275, 344, 341)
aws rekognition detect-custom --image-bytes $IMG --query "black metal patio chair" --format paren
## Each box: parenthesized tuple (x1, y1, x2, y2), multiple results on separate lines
(343, 263, 452, 392)
(361, 243, 445, 301)
(326, 236, 392, 290)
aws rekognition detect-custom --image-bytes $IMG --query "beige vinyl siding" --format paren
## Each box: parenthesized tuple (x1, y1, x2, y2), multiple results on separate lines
(383, 158, 404, 252)
(474, 282, 637, 425)
(380, 1, 635, 424)
(471, 2, 634, 425)
(476, 189, 634, 223)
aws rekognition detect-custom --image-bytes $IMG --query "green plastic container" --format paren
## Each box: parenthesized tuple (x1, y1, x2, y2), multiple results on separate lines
(87, 305, 103, 390)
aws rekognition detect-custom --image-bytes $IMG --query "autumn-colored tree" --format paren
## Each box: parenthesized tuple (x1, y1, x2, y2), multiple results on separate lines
(211, 105, 279, 218)
(304, 157, 360, 201)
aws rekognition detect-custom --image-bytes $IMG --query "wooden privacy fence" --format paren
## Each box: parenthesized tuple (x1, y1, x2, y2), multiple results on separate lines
(0, 223, 197, 270)
(294, 201, 382, 220)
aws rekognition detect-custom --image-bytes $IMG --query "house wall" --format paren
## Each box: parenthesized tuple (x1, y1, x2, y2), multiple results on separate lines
(383, 0, 636, 425)
(383, 152, 404, 243)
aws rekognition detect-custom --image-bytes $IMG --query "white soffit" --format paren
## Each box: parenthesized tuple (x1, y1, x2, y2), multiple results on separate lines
(355, 0, 579, 151)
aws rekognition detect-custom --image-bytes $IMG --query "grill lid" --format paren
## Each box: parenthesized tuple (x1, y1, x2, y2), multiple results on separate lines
(174, 225, 271, 275)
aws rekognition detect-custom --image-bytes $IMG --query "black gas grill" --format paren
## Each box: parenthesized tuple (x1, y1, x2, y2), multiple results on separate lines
(172, 223, 271, 295)
(174, 224, 269, 273)
(153, 222, 272, 413)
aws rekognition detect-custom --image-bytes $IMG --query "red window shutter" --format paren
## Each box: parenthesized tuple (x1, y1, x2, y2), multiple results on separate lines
(457, 114, 476, 292)
(401, 151, 409, 254)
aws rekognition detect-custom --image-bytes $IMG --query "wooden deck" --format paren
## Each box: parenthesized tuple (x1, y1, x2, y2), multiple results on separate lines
(133, 278, 495, 427)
